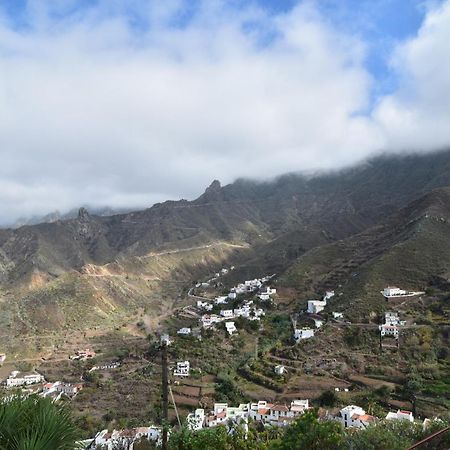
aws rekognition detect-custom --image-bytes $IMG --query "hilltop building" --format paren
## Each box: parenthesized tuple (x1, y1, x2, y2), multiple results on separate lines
(381, 286, 424, 299)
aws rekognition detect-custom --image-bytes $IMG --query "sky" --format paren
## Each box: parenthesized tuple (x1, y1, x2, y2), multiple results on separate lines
(0, 0, 449, 224)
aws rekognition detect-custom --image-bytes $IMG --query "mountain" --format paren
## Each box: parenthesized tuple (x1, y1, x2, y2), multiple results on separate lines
(9, 206, 132, 229)
(2, 149, 450, 354)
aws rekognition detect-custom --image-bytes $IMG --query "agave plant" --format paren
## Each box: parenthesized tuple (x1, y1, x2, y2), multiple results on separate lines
(0, 394, 82, 450)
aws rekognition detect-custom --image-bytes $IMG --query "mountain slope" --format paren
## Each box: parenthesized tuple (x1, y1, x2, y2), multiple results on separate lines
(281, 187, 450, 318)
(2, 149, 450, 289)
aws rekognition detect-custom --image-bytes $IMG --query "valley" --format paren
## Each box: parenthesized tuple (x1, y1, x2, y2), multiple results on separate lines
(1, 150, 450, 442)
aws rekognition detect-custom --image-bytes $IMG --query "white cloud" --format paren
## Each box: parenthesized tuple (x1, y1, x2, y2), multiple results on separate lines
(373, 0, 450, 151)
(0, 0, 448, 223)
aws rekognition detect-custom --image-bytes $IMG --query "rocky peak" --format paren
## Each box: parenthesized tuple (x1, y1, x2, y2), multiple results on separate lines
(195, 180, 223, 203)
(205, 180, 221, 194)
(78, 207, 90, 221)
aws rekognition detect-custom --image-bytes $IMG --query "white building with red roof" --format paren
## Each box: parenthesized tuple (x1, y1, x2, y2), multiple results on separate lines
(339, 405, 376, 429)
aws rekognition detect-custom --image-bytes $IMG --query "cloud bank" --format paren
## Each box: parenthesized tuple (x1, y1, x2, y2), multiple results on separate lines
(0, 0, 449, 223)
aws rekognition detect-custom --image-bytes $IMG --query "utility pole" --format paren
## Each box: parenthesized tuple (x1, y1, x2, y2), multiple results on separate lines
(379, 332, 383, 354)
(161, 340, 169, 450)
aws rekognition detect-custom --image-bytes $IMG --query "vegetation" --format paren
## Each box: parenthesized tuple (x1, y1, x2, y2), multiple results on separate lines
(0, 395, 449, 450)
(0, 395, 81, 450)
(167, 410, 450, 450)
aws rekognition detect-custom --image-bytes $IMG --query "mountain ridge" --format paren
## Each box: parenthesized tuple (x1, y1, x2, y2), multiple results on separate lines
(2, 149, 450, 355)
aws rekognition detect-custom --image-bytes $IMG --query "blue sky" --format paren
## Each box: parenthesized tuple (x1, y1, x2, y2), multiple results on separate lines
(0, 0, 449, 223)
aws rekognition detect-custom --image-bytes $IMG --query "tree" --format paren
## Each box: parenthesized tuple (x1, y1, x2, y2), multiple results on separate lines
(317, 390, 338, 407)
(270, 409, 344, 450)
(0, 394, 81, 450)
(345, 419, 421, 450)
(168, 424, 231, 450)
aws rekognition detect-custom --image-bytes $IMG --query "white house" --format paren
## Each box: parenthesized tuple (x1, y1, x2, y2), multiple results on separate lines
(173, 361, 190, 377)
(245, 279, 262, 289)
(225, 322, 237, 336)
(313, 318, 324, 329)
(294, 328, 314, 343)
(92, 426, 161, 450)
(42, 381, 83, 397)
(0, 354, 5, 364)
(323, 291, 335, 301)
(251, 308, 265, 320)
(274, 365, 285, 375)
(234, 307, 250, 318)
(307, 300, 327, 314)
(382, 287, 406, 297)
(228, 292, 237, 299)
(386, 410, 414, 422)
(6, 371, 44, 388)
(177, 328, 192, 335)
(161, 334, 172, 346)
(385, 311, 400, 325)
(216, 296, 229, 304)
(339, 405, 376, 429)
(197, 300, 213, 311)
(187, 409, 205, 431)
(259, 287, 276, 299)
(220, 309, 234, 319)
(206, 403, 248, 430)
(201, 314, 222, 328)
(290, 400, 309, 414)
(381, 286, 426, 299)
(249, 400, 309, 427)
(379, 324, 399, 338)
(332, 312, 344, 320)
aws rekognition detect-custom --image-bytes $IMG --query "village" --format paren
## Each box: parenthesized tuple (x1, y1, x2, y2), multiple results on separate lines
(0, 268, 440, 449)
